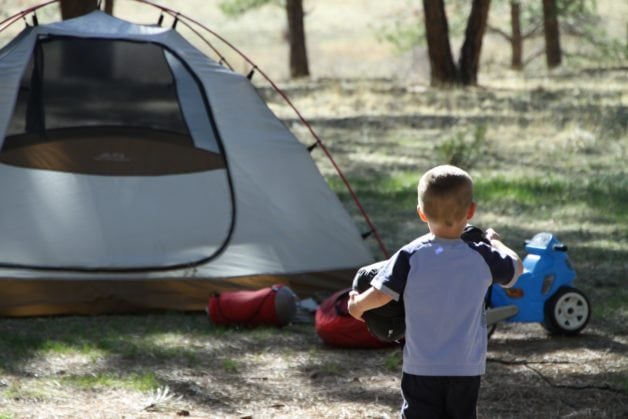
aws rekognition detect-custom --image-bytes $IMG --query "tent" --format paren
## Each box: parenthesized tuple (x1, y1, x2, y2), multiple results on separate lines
(0, 10, 377, 316)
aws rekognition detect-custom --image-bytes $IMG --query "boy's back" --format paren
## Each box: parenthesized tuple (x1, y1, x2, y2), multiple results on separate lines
(372, 232, 517, 376)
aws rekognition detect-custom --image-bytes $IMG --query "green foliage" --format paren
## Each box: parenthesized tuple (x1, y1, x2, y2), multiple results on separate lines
(384, 350, 402, 371)
(435, 125, 488, 170)
(557, 0, 628, 63)
(375, 2, 425, 54)
(375, 0, 467, 53)
(218, 0, 278, 17)
(222, 358, 239, 372)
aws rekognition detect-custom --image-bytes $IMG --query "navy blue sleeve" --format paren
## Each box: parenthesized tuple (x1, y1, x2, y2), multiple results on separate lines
(370, 248, 411, 301)
(468, 242, 516, 286)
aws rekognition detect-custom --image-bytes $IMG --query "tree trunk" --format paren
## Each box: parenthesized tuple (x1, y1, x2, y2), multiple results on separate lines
(458, 0, 491, 85)
(510, 1, 523, 70)
(60, 0, 98, 19)
(422, 0, 458, 86)
(286, 0, 309, 78)
(542, 0, 562, 68)
(59, 1, 114, 78)
(104, 0, 114, 15)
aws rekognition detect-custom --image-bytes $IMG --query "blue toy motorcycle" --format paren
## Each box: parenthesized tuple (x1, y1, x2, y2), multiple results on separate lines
(486, 232, 591, 336)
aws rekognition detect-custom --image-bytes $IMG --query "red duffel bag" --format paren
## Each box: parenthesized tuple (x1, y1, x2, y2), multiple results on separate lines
(315, 288, 397, 349)
(207, 285, 297, 327)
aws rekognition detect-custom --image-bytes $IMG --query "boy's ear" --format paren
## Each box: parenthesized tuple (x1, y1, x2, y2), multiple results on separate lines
(466, 202, 477, 220)
(417, 206, 428, 222)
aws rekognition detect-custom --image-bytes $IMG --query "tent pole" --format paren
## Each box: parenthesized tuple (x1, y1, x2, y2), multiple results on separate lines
(130, 0, 390, 259)
(0, 0, 59, 33)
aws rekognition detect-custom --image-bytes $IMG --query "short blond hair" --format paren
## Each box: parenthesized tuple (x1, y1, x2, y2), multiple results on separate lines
(418, 165, 474, 227)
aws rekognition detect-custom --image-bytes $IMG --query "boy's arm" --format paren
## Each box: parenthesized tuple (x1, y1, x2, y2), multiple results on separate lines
(485, 228, 524, 282)
(347, 287, 393, 321)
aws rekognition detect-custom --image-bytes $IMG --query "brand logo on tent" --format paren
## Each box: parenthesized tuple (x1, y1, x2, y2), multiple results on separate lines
(93, 152, 131, 163)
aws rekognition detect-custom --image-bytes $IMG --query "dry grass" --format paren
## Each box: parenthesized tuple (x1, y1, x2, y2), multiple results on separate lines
(1, 72, 627, 418)
(0, 317, 626, 418)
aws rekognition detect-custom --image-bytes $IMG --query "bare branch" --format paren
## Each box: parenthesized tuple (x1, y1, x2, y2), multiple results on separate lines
(487, 24, 512, 41)
(523, 47, 545, 66)
(522, 24, 542, 39)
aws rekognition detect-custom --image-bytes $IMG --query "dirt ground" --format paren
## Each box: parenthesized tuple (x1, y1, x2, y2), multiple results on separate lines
(1, 314, 626, 418)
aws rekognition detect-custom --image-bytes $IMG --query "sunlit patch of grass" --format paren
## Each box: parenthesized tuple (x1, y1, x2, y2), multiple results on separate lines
(329, 171, 418, 210)
(330, 166, 627, 266)
(38, 340, 104, 360)
(3, 383, 49, 402)
(475, 173, 628, 224)
(61, 372, 159, 392)
(0, 314, 221, 373)
(222, 358, 238, 373)
(333, 170, 627, 224)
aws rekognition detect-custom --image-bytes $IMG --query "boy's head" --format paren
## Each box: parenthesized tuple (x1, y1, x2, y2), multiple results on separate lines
(417, 165, 475, 228)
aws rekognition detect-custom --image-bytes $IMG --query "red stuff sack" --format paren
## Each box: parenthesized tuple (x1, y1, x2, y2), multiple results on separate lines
(207, 285, 297, 327)
(314, 288, 397, 349)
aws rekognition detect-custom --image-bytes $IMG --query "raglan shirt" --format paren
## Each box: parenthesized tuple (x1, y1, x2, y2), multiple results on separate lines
(371, 233, 518, 376)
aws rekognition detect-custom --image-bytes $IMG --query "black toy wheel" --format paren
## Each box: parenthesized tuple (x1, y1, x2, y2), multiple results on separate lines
(542, 286, 591, 335)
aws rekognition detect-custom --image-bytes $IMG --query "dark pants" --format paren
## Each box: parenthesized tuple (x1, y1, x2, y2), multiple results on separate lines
(401, 373, 481, 419)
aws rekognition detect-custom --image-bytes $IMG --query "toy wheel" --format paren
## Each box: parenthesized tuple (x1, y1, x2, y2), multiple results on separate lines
(542, 287, 590, 335)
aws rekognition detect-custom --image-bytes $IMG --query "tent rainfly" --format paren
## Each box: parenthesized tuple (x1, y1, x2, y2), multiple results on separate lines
(0, 10, 376, 316)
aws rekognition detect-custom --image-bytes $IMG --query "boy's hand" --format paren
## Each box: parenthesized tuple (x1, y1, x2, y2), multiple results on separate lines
(347, 291, 365, 322)
(485, 227, 524, 279)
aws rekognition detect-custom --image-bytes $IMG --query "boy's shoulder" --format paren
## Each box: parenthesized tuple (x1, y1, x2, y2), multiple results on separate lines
(401, 232, 478, 252)
(398, 232, 499, 265)
(400, 232, 435, 253)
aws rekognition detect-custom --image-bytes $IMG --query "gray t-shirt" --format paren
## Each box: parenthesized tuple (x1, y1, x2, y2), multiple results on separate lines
(371, 233, 517, 376)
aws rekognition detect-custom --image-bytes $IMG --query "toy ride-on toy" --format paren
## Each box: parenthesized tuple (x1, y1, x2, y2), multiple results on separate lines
(486, 232, 591, 336)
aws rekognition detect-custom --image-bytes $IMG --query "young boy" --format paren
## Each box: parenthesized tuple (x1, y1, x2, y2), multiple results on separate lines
(348, 165, 523, 419)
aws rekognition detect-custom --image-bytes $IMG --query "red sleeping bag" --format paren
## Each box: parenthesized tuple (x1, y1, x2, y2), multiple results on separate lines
(315, 288, 397, 349)
(207, 285, 297, 327)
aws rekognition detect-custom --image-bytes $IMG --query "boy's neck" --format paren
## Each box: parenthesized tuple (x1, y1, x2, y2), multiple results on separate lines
(431, 231, 463, 240)
(427, 221, 466, 240)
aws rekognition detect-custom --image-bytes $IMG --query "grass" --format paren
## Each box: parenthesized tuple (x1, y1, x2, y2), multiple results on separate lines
(312, 74, 627, 341)
(222, 358, 239, 373)
(475, 174, 628, 223)
(329, 169, 628, 238)
(60, 372, 159, 391)
(1, 72, 627, 416)
(384, 351, 402, 372)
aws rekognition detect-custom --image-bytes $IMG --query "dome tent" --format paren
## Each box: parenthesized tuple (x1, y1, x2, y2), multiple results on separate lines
(0, 8, 380, 316)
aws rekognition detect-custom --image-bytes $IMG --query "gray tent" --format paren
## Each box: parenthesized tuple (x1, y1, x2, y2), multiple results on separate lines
(0, 11, 374, 316)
